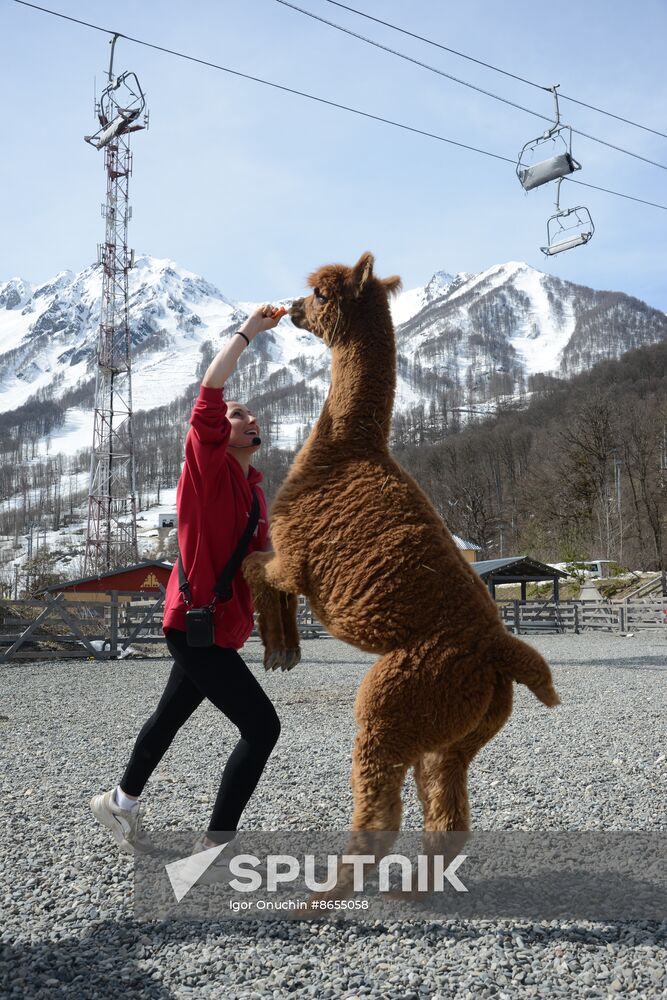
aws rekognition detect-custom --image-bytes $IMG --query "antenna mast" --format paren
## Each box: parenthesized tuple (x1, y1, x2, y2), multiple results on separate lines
(83, 36, 148, 574)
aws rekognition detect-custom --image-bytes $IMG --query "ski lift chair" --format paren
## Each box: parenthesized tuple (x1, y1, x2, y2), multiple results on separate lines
(84, 71, 147, 150)
(517, 129, 581, 191)
(517, 85, 581, 191)
(541, 204, 595, 256)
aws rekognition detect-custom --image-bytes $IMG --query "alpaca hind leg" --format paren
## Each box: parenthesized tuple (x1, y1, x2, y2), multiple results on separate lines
(424, 672, 513, 833)
(310, 649, 426, 904)
(308, 726, 410, 904)
(414, 674, 513, 895)
(416, 747, 472, 834)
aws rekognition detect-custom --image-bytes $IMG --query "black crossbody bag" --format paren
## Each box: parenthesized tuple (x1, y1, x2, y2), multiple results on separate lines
(178, 489, 260, 648)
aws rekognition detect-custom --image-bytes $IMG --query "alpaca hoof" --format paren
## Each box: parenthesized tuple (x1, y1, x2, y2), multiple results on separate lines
(264, 646, 302, 672)
(386, 887, 433, 903)
(283, 647, 301, 671)
(264, 649, 284, 672)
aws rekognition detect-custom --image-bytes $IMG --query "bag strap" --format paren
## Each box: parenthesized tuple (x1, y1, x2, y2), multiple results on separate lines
(177, 549, 193, 606)
(178, 488, 260, 607)
(213, 489, 260, 602)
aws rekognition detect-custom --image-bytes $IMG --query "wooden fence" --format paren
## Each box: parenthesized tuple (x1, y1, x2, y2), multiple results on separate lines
(1, 594, 664, 663)
(498, 599, 667, 635)
(0, 590, 329, 663)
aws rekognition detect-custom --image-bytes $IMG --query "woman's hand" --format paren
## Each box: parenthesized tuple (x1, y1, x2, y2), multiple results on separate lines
(240, 304, 287, 341)
(201, 305, 287, 388)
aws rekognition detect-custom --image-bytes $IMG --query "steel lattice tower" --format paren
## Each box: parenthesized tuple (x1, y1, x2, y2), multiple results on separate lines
(83, 39, 148, 575)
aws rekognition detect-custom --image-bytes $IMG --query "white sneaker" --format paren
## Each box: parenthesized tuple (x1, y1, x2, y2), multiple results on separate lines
(90, 788, 155, 856)
(184, 835, 230, 886)
(189, 834, 268, 886)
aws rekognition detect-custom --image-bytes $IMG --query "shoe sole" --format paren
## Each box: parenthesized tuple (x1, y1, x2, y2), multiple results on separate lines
(196, 864, 233, 886)
(197, 859, 268, 887)
(90, 794, 136, 855)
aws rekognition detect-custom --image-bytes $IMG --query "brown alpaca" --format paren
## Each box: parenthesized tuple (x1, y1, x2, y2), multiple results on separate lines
(243, 252, 560, 900)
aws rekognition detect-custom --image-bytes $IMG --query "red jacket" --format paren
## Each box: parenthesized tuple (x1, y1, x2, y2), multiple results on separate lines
(162, 384, 270, 649)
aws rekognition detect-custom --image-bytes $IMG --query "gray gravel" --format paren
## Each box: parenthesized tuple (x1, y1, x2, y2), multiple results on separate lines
(1, 633, 666, 999)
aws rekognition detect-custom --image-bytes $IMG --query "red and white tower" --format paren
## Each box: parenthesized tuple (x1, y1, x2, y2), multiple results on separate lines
(83, 37, 148, 574)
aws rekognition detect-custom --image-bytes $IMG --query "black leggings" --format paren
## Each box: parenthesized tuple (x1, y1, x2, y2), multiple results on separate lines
(120, 628, 281, 843)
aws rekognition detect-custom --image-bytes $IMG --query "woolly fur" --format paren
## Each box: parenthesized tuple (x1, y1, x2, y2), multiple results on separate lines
(243, 253, 560, 874)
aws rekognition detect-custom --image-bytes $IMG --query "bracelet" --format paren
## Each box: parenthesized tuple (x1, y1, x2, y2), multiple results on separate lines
(236, 330, 250, 346)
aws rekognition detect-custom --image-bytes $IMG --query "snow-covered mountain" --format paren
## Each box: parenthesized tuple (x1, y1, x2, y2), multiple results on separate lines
(394, 261, 667, 388)
(391, 269, 462, 326)
(0, 258, 243, 416)
(1, 255, 665, 456)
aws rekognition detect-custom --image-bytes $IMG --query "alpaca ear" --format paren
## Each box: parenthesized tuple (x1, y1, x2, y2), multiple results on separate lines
(381, 275, 402, 296)
(349, 252, 374, 298)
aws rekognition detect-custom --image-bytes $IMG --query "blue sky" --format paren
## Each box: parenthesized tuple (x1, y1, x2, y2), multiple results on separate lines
(2, 0, 666, 309)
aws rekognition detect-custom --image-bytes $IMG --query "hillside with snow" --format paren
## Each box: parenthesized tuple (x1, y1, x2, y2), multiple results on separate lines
(1, 255, 666, 459)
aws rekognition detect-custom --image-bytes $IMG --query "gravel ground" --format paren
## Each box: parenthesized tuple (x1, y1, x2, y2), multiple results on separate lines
(1, 633, 666, 999)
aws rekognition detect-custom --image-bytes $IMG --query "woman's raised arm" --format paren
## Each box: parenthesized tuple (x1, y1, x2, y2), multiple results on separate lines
(202, 304, 286, 388)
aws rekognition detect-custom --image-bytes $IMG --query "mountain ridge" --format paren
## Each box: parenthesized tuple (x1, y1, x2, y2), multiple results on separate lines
(1, 255, 666, 457)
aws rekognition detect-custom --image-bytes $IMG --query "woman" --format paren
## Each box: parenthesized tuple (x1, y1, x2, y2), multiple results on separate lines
(90, 304, 286, 856)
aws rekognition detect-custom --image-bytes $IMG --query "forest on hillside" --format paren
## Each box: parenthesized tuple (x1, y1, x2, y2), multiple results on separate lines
(393, 340, 666, 570)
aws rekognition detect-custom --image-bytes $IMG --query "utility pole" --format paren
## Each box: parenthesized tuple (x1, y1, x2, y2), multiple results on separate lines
(24, 523, 34, 594)
(83, 36, 148, 575)
(610, 448, 623, 564)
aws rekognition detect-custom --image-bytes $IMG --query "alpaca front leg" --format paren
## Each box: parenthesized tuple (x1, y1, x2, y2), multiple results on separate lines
(279, 590, 301, 671)
(243, 552, 285, 670)
(243, 552, 300, 671)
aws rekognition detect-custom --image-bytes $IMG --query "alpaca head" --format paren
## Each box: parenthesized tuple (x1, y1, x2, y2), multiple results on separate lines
(290, 252, 402, 348)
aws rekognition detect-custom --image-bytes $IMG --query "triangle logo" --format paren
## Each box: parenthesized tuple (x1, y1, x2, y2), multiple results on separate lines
(165, 841, 229, 902)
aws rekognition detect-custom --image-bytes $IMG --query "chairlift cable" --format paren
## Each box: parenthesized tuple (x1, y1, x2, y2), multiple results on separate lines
(3, 1, 530, 169)
(275, 0, 667, 172)
(12, 1, 667, 211)
(565, 177, 667, 211)
(320, 0, 667, 141)
(13, 0, 112, 36)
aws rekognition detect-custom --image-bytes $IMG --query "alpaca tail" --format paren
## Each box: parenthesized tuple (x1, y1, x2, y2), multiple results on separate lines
(497, 634, 561, 707)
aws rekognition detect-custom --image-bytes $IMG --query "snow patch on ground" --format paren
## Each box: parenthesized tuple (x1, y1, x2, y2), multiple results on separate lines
(37, 408, 93, 457)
